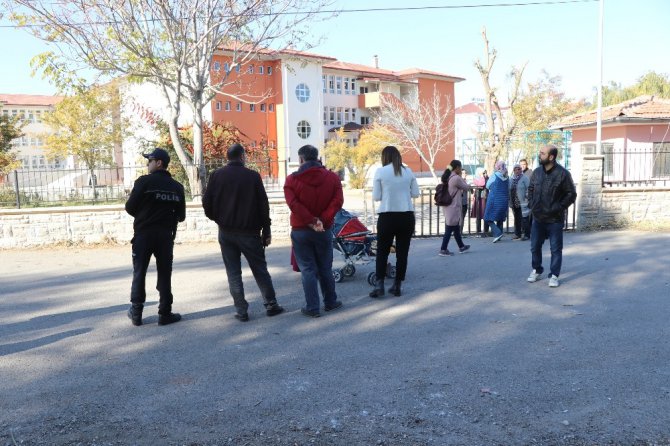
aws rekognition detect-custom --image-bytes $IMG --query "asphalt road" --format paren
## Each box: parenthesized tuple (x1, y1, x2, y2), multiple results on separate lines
(1, 230, 669, 445)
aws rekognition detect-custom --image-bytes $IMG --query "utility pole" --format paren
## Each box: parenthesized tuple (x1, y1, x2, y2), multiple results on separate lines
(596, 0, 604, 155)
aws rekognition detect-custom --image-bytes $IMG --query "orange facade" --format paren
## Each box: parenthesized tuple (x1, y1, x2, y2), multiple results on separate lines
(209, 55, 283, 176)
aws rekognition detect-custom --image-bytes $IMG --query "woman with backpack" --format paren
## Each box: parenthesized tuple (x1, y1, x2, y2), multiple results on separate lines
(438, 160, 471, 256)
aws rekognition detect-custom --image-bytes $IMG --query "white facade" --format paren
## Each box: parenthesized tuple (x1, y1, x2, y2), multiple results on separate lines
(279, 60, 325, 169)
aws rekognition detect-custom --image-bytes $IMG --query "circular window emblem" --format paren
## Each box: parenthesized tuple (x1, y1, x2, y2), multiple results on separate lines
(297, 120, 311, 139)
(295, 83, 310, 103)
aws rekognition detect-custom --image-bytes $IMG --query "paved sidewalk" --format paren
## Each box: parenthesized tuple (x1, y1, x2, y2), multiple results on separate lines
(1, 230, 669, 445)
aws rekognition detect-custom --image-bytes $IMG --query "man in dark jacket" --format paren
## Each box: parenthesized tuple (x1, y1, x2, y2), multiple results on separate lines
(125, 148, 185, 326)
(284, 145, 344, 317)
(526, 144, 576, 288)
(202, 144, 284, 322)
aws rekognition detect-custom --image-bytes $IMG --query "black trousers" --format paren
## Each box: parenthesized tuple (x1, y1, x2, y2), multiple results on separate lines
(376, 212, 415, 281)
(130, 229, 174, 314)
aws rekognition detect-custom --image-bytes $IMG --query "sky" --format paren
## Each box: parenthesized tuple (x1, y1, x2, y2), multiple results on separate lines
(1, 0, 668, 106)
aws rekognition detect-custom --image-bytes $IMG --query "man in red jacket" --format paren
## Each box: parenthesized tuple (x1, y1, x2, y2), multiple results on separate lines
(284, 145, 344, 317)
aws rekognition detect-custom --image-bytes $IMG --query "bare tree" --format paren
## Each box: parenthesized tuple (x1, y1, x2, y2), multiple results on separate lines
(8, 0, 333, 195)
(474, 27, 526, 172)
(375, 86, 455, 179)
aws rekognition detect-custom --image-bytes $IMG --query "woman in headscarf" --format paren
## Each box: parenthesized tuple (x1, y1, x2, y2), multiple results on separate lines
(483, 160, 509, 243)
(509, 163, 531, 240)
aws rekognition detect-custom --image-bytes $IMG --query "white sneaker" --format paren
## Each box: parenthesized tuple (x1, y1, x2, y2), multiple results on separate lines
(527, 269, 542, 283)
(548, 275, 560, 288)
(492, 234, 503, 243)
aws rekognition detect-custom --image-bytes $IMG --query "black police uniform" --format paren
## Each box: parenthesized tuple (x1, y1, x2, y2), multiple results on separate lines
(125, 169, 186, 316)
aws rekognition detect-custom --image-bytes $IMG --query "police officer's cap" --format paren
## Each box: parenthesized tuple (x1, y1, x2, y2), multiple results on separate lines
(143, 148, 170, 165)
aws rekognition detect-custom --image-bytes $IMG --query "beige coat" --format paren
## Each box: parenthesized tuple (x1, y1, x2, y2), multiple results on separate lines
(440, 173, 470, 226)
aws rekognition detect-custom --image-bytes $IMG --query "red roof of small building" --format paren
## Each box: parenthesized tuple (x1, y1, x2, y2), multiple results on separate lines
(553, 95, 670, 129)
(324, 61, 464, 83)
(0, 94, 64, 107)
(456, 102, 485, 114)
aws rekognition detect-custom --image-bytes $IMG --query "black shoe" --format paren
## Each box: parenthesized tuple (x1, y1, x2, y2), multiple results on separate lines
(369, 279, 385, 298)
(301, 308, 321, 318)
(388, 279, 402, 297)
(158, 312, 181, 325)
(234, 312, 250, 322)
(127, 305, 142, 326)
(324, 301, 343, 312)
(266, 304, 284, 317)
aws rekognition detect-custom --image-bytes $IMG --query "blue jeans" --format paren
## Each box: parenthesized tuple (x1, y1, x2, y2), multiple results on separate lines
(291, 229, 338, 313)
(530, 220, 564, 277)
(218, 230, 276, 314)
(440, 225, 464, 251)
(486, 220, 504, 238)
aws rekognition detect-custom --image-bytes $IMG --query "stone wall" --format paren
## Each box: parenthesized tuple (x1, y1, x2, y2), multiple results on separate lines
(577, 156, 670, 229)
(0, 199, 291, 249)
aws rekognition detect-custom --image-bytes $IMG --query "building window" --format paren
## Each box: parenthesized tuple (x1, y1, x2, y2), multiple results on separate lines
(328, 75, 334, 94)
(213, 61, 221, 71)
(323, 107, 327, 125)
(344, 77, 349, 94)
(259, 66, 264, 74)
(351, 78, 356, 93)
(653, 142, 670, 177)
(249, 104, 255, 112)
(336, 107, 343, 125)
(352, 108, 357, 122)
(269, 103, 275, 112)
(224, 62, 230, 73)
(581, 143, 596, 155)
(236, 102, 242, 112)
(267, 66, 273, 75)
(225, 101, 231, 111)
(344, 108, 350, 122)
(329, 107, 335, 126)
(235, 64, 240, 73)
(336, 76, 342, 94)
(322, 75, 327, 93)
(216, 101, 222, 111)
(248, 65, 254, 74)
(361, 116, 371, 125)
(260, 103, 266, 112)
(602, 143, 614, 177)
(297, 120, 311, 139)
(360, 86, 368, 94)
(295, 83, 310, 103)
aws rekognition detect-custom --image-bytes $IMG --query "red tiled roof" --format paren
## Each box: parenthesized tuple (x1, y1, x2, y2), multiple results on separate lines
(0, 94, 64, 106)
(456, 102, 485, 114)
(217, 44, 336, 61)
(553, 95, 670, 129)
(324, 61, 464, 83)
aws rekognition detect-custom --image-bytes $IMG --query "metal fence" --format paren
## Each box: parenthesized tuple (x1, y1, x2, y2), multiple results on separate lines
(361, 186, 576, 239)
(0, 159, 283, 208)
(602, 146, 670, 188)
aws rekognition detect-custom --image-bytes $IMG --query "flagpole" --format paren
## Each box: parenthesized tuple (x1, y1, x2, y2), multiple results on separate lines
(596, 0, 604, 155)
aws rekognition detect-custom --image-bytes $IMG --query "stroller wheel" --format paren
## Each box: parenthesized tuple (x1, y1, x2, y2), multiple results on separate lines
(386, 263, 397, 279)
(332, 269, 343, 283)
(342, 264, 356, 277)
(367, 271, 377, 286)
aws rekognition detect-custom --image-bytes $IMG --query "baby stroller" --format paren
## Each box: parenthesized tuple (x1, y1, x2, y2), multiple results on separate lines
(331, 209, 396, 285)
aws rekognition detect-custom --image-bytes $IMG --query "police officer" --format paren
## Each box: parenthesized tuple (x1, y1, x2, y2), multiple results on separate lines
(125, 148, 186, 326)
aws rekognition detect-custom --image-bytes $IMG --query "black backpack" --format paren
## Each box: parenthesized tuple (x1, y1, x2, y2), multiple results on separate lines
(434, 182, 455, 206)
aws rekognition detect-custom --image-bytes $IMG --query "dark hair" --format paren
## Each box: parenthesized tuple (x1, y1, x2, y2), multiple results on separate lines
(547, 144, 559, 160)
(227, 143, 245, 161)
(381, 146, 403, 176)
(298, 145, 319, 161)
(441, 159, 462, 183)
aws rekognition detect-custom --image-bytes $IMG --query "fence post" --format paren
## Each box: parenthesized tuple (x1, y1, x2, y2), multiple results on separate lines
(13, 170, 21, 209)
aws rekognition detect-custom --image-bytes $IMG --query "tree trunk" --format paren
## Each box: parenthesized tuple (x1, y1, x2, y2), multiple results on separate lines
(191, 104, 206, 199)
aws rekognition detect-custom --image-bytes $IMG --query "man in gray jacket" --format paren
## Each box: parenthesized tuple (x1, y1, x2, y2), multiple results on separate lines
(526, 145, 576, 288)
